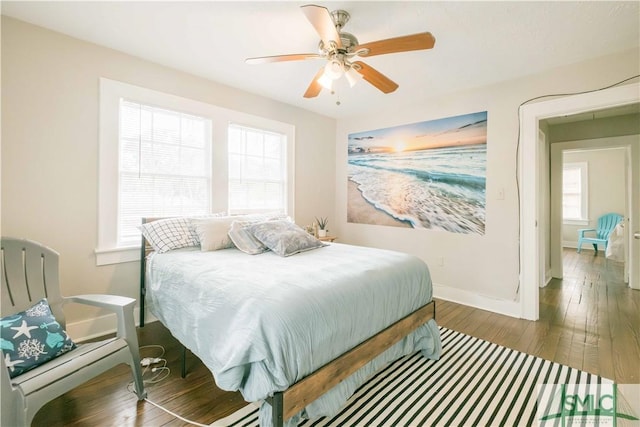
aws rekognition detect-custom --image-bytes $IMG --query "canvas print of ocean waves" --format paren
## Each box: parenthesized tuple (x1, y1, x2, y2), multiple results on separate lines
(347, 111, 487, 234)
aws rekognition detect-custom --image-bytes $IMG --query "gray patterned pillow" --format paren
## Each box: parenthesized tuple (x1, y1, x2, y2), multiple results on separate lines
(249, 220, 326, 257)
(228, 220, 269, 255)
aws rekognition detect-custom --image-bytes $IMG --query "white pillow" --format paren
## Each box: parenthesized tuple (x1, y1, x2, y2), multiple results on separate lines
(192, 217, 236, 251)
(140, 217, 199, 253)
(139, 213, 227, 253)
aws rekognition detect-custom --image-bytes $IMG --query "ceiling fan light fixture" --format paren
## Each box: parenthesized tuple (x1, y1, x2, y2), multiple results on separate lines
(344, 66, 362, 87)
(324, 59, 344, 80)
(317, 72, 334, 90)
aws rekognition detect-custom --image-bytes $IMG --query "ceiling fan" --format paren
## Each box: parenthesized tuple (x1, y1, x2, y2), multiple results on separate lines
(245, 4, 436, 98)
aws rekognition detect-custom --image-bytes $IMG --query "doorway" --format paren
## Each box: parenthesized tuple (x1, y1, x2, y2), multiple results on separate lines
(519, 82, 640, 321)
(552, 144, 630, 279)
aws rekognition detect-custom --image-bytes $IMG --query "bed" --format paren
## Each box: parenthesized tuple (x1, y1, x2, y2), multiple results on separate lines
(139, 216, 441, 427)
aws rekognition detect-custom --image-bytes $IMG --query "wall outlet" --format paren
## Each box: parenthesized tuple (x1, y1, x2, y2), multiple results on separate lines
(437, 256, 444, 266)
(497, 188, 505, 200)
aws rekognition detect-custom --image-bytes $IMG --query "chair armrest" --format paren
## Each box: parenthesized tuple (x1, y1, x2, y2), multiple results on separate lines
(577, 228, 596, 237)
(63, 295, 137, 343)
(62, 294, 146, 399)
(65, 294, 135, 311)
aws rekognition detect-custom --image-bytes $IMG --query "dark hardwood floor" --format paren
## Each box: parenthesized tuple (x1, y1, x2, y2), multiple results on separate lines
(33, 248, 639, 426)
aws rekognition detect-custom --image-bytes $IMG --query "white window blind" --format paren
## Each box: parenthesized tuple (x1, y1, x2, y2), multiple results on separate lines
(98, 78, 294, 264)
(228, 124, 286, 214)
(118, 100, 211, 246)
(562, 162, 588, 221)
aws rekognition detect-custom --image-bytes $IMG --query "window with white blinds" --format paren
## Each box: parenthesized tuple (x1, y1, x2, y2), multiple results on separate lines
(228, 124, 287, 215)
(118, 100, 211, 246)
(562, 162, 588, 221)
(98, 78, 295, 265)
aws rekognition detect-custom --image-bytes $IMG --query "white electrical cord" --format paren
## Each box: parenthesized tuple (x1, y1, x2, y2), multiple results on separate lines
(141, 357, 163, 367)
(126, 360, 170, 391)
(139, 344, 166, 359)
(126, 345, 214, 426)
(142, 397, 212, 427)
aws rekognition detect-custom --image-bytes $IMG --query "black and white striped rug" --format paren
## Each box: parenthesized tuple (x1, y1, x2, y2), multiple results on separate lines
(215, 327, 609, 427)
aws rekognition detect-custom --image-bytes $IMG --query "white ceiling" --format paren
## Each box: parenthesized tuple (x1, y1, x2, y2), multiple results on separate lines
(2, 1, 639, 119)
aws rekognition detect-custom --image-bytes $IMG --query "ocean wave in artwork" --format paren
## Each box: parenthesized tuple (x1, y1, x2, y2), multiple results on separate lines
(348, 145, 486, 234)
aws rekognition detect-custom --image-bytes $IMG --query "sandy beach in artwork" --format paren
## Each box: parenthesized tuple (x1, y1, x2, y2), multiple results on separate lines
(347, 180, 412, 228)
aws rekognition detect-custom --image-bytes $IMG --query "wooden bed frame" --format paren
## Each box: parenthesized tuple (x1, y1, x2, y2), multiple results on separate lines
(139, 218, 437, 427)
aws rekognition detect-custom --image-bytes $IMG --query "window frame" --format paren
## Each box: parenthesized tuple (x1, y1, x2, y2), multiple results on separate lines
(117, 99, 213, 247)
(97, 78, 295, 265)
(562, 161, 589, 225)
(227, 123, 289, 216)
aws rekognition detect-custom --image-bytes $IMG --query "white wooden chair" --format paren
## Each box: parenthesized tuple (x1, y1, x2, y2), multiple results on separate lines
(1, 237, 146, 426)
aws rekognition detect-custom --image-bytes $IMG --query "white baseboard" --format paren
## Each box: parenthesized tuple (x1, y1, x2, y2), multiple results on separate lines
(545, 273, 553, 286)
(67, 307, 158, 342)
(563, 241, 597, 251)
(433, 283, 522, 319)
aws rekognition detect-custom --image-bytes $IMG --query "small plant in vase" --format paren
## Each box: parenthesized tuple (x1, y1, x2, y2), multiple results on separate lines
(315, 216, 329, 238)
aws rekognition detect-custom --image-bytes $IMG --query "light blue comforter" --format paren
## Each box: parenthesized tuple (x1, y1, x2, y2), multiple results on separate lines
(147, 243, 441, 426)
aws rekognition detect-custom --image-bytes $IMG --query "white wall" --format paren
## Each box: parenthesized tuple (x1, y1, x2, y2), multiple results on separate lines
(561, 148, 626, 248)
(335, 47, 639, 316)
(1, 17, 336, 338)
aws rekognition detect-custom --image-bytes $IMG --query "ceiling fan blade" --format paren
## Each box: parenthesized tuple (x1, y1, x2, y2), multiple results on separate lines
(301, 4, 343, 49)
(356, 32, 435, 57)
(303, 67, 325, 98)
(352, 61, 398, 94)
(246, 53, 323, 65)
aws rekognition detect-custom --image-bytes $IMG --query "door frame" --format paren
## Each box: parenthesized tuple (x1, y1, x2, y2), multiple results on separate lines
(518, 82, 639, 320)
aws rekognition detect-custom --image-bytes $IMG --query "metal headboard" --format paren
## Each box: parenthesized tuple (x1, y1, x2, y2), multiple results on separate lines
(139, 217, 161, 327)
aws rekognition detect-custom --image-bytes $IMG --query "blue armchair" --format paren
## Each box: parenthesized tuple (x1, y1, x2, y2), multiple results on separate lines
(577, 213, 623, 255)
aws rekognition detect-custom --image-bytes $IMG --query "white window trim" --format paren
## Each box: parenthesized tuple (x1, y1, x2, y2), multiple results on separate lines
(228, 122, 289, 216)
(97, 78, 295, 265)
(562, 161, 589, 225)
(563, 218, 590, 226)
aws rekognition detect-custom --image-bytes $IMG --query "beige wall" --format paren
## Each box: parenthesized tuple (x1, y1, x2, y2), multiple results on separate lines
(1, 17, 336, 336)
(334, 47, 639, 313)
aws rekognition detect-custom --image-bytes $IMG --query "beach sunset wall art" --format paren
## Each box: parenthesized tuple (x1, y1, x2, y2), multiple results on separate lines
(347, 111, 487, 234)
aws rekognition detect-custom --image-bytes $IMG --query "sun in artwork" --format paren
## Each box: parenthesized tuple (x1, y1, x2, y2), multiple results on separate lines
(391, 140, 407, 152)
